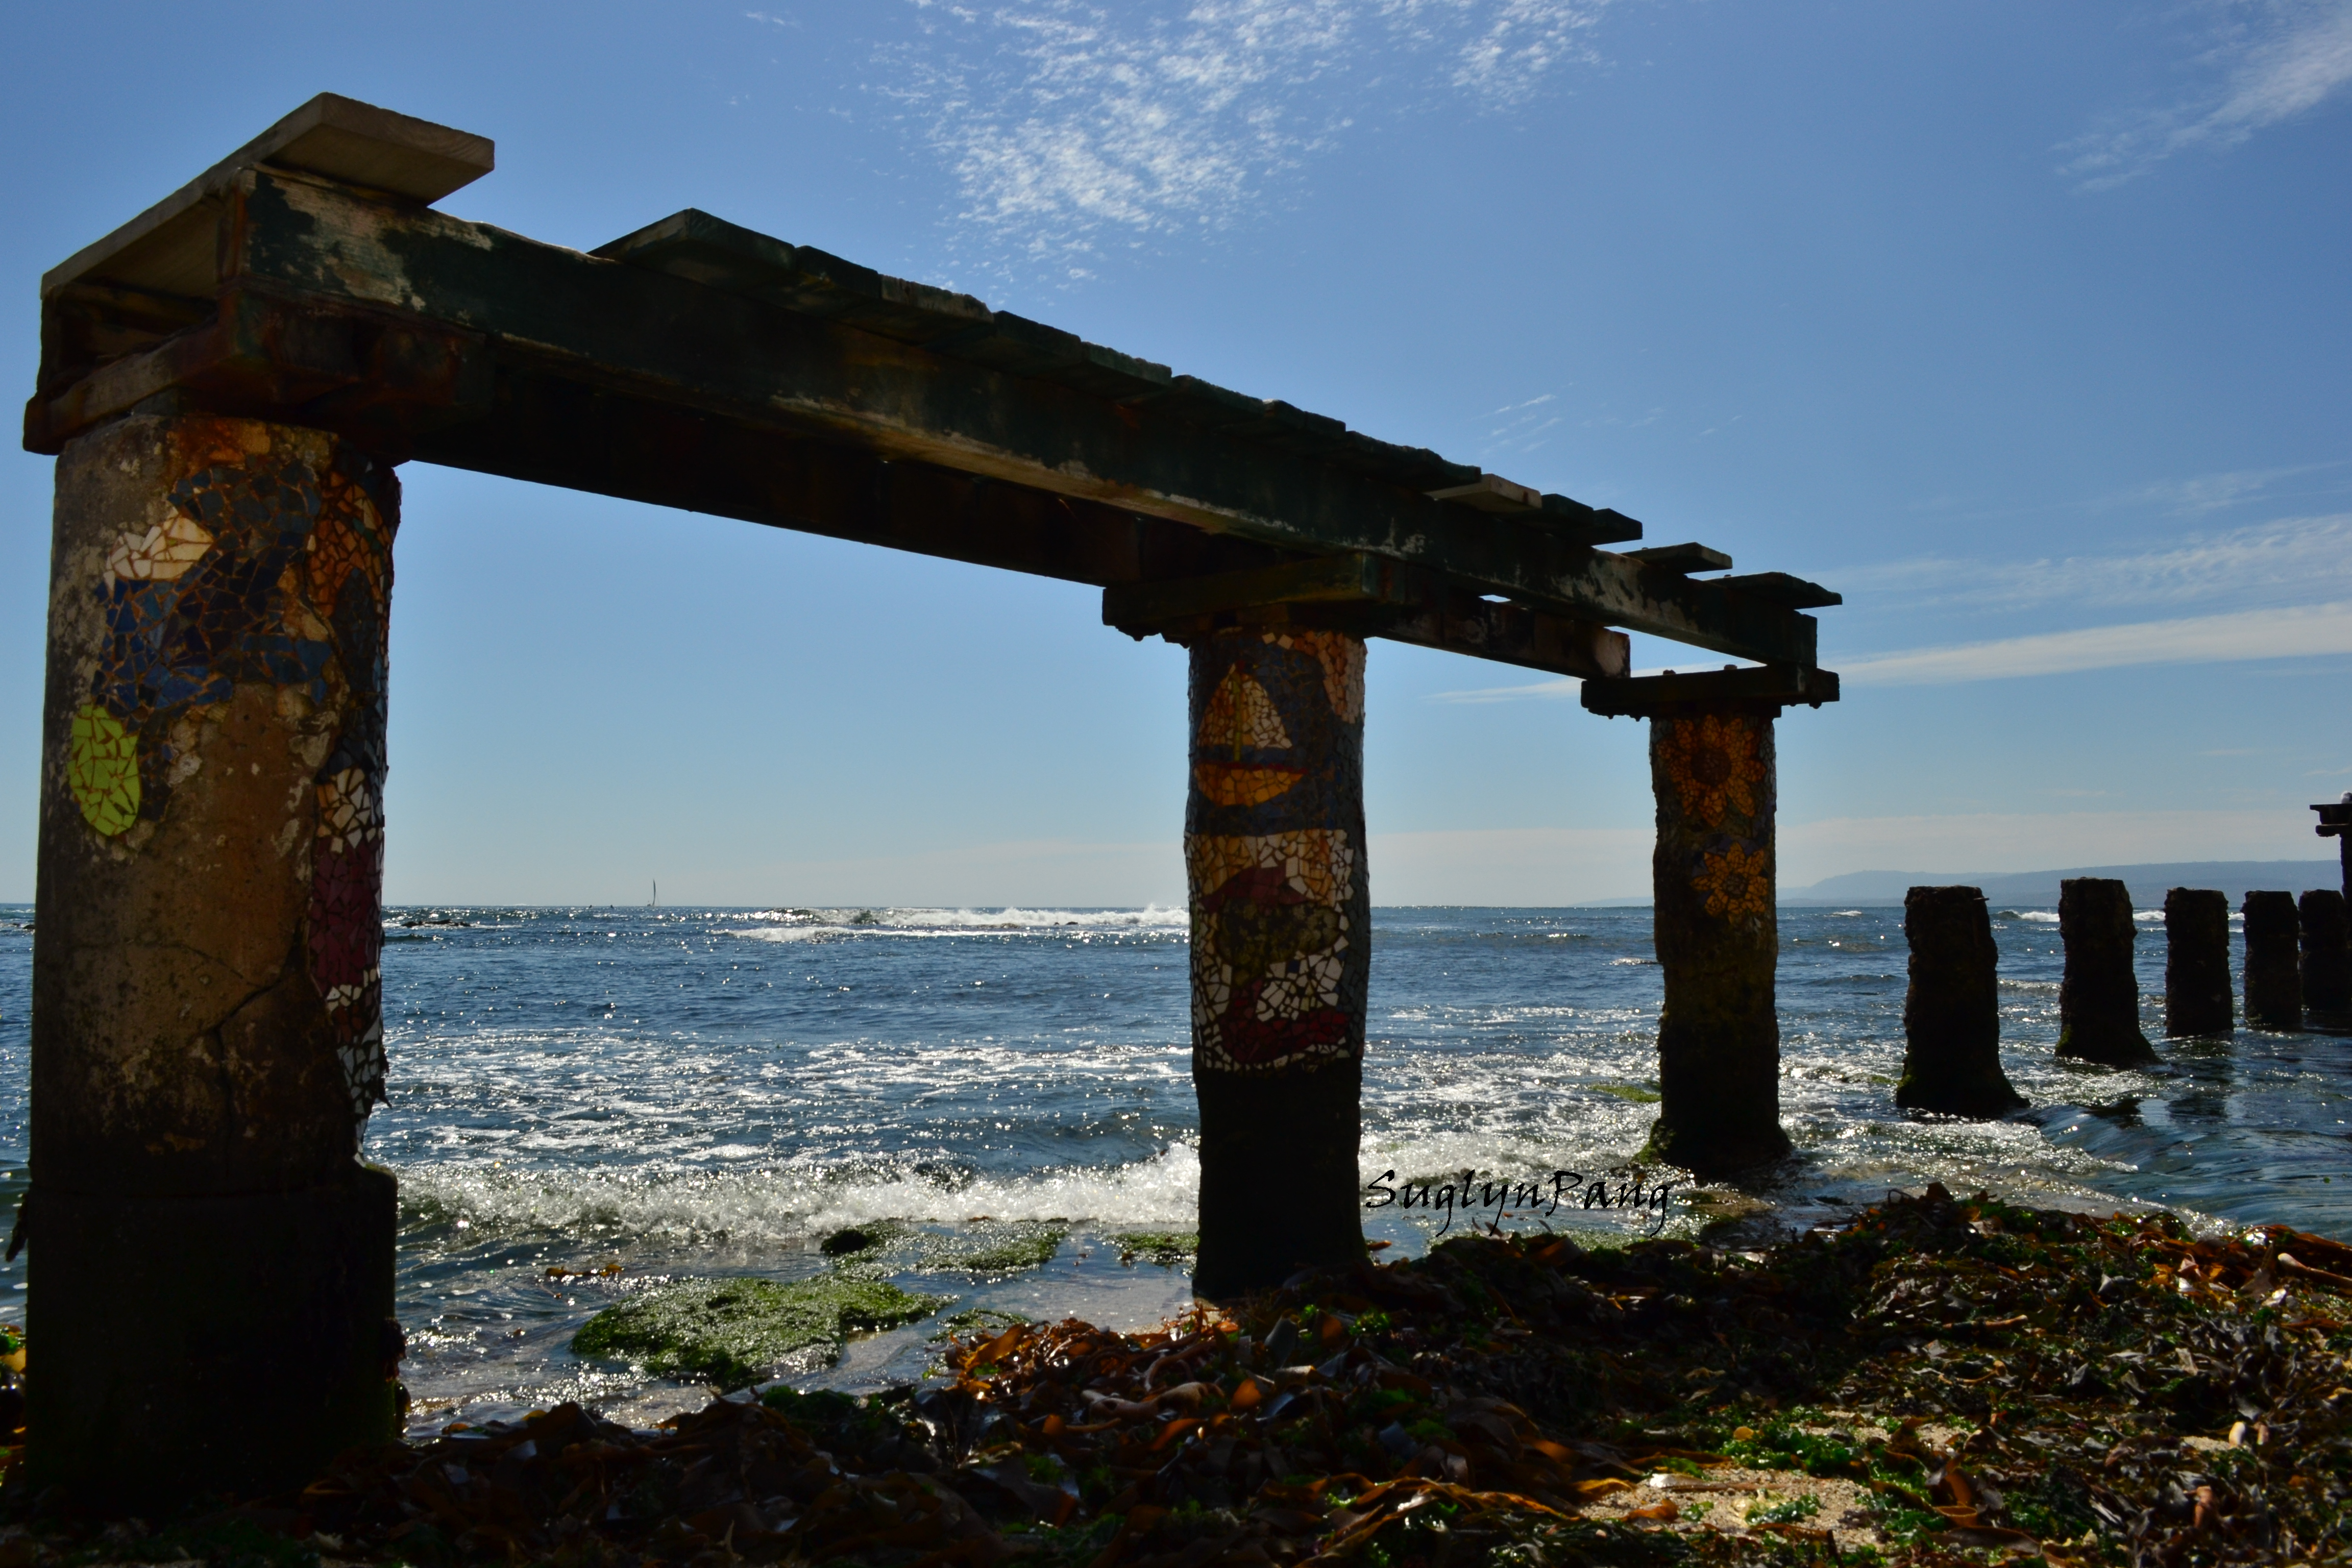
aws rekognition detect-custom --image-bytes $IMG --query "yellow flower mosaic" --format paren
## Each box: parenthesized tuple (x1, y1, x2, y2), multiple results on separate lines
(1659, 713, 1765, 827)
(1694, 841, 1772, 921)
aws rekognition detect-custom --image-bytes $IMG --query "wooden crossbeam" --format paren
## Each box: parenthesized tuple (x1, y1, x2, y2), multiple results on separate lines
(1102, 554, 1630, 680)
(1580, 663, 1840, 717)
(26, 103, 1836, 672)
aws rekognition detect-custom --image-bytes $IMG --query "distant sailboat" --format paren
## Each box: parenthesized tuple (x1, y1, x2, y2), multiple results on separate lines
(649, 879, 657, 910)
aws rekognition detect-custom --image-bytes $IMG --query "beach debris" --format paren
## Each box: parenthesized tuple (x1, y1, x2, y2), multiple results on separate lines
(6, 1187, 2350, 1565)
(570, 1275, 948, 1388)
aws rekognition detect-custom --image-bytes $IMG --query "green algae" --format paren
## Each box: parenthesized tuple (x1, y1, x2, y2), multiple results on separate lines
(571, 1274, 947, 1388)
(1595, 1083, 1662, 1104)
(925, 1224, 1066, 1274)
(1111, 1231, 1198, 1266)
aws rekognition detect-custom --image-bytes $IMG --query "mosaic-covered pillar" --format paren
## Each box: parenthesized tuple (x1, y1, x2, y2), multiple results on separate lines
(1645, 707, 1792, 1173)
(1895, 885, 2024, 1117)
(2056, 877, 2157, 1065)
(29, 414, 400, 1506)
(2162, 887, 2233, 1038)
(1185, 626, 1370, 1298)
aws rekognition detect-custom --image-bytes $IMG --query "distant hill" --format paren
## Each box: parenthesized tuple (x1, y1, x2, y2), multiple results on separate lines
(1782, 861, 2342, 909)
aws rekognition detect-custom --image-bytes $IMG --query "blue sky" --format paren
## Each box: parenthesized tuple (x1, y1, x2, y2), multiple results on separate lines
(3, 0, 2347, 906)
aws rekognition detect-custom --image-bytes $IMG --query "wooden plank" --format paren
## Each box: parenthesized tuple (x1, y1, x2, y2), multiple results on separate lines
(1625, 542, 1733, 574)
(1580, 664, 1840, 717)
(1428, 473, 1541, 512)
(28, 165, 1825, 667)
(42, 94, 493, 302)
(1714, 571, 1841, 608)
(1102, 553, 1430, 633)
(1382, 600, 1629, 680)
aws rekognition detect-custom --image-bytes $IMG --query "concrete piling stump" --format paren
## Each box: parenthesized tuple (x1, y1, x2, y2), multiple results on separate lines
(29, 414, 401, 1507)
(1896, 886, 2024, 1116)
(2242, 891, 2302, 1032)
(2056, 877, 2157, 1065)
(2300, 889, 2351, 1032)
(1183, 625, 1370, 1298)
(2162, 888, 2233, 1038)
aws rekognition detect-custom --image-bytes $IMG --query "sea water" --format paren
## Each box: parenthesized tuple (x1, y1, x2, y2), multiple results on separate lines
(0, 902, 2345, 1431)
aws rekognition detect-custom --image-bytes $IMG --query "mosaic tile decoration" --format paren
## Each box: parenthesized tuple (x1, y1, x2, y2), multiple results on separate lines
(1184, 628, 1370, 1074)
(1653, 712, 1776, 929)
(66, 418, 398, 1127)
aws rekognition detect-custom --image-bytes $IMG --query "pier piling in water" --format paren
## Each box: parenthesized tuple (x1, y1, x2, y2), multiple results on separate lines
(1183, 625, 1371, 1298)
(1896, 886, 2024, 1116)
(2163, 888, 2234, 1037)
(2056, 877, 2157, 1065)
(2242, 891, 2303, 1032)
(2299, 889, 2352, 1032)
(1633, 703, 1791, 1172)
(30, 415, 400, 1506)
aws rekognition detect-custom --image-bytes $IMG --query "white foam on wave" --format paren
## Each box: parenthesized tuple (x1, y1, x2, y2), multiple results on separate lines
(396, 1143, 1207, 1246)
(724, 905, 1190, 943)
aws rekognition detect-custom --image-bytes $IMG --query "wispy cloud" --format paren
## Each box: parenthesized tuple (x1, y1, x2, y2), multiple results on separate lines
(869, 0, 1610, 273)
(1833, 510, 2352, 616)
(2061, 0, 2352, 189)
(1841, 600, 2352, 685)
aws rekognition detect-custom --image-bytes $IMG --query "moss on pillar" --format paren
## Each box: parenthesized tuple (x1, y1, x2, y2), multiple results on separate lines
(1183, 624, 1370, 1300)
(30, 414, 401, 1508)
(2056, 878, 2157, 1066)
(1641, 708, 1792, 1174)
(2243, 891, 2301, 1033)
(1896, 886, 2024, 1117)
(2163, 888, 2233, 1038)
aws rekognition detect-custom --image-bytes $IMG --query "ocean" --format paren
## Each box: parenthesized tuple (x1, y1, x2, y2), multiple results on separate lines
(0, 900, 2346, 1433)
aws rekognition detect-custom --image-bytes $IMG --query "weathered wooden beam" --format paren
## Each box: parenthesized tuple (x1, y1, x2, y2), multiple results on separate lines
(1581, 663, 1840, 717)
(26, 166, 1826, 667)
(1715, 571, 1842, 609)
(43, 94, 493, 304)
(1102, 553, 1629, 678)
(1626, 542, 1733, 574)
(1104, 553, 1434, 631)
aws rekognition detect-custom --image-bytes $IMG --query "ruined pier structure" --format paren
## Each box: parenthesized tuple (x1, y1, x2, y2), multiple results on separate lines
(23, 98, 1840, 1503)
(1896, 866, 2352, 1110)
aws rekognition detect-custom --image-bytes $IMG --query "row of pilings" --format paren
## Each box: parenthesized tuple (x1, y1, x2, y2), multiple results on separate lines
(1898, 876, 2352, 1115)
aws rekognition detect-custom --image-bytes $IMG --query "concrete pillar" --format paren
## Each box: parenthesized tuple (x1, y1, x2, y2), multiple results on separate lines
(29, 414, 400, 1507)
(2300, 889, 2351, 1032)
(2242, 891, 2301, 1032)
(2163, 888, 2233, 1038)
(1185, 625, 1369, 1298)
(1896, 886, 2024, 1116)
(2056, 877, 2157, 1065)
(1645, 708, 1792, 1172)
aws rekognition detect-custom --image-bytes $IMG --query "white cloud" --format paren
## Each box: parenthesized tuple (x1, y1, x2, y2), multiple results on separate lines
(871, 0, 1610, 270)
(2062, 0, 2352, 189)
(1834, 510, 2352, 616)
(1840, 600, 2352, 686)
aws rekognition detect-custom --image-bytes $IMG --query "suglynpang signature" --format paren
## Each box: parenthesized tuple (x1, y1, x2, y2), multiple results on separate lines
(1363, 1169, 1676, 1238)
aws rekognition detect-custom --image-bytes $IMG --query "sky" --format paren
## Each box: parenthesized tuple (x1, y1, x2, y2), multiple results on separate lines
(1, 0, 2347, 906)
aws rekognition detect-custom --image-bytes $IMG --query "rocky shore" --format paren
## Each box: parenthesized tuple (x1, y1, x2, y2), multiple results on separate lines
(4, 1187, 2348, 1566)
